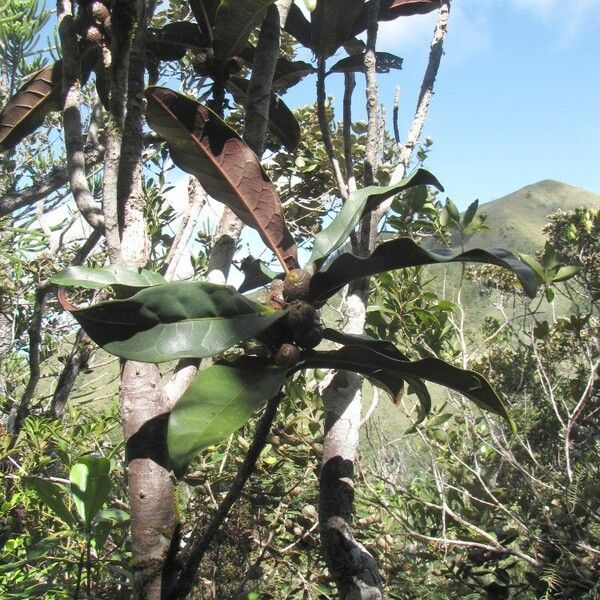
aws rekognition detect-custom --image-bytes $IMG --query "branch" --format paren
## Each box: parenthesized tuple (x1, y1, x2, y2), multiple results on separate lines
(57, 0, 104, 231)
(49, 327, 95, 419)
(164, 177, 207, 281)
(391, 0, 450, 183)
(317, 58, 349, 201)
(343, 72, 357, 194)
(0, 148, 101, 218)
(173, 393, 283, 598)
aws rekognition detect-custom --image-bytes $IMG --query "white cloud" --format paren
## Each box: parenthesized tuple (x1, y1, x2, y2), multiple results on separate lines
(507, 0, 600, 44)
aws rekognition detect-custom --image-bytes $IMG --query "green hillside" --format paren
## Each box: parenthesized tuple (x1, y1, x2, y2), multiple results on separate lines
(461, 179, 600, 252)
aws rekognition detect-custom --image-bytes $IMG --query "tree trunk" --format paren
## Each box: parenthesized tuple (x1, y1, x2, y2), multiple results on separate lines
(319, 294, 383, 600)
(99, 2, 178, 598)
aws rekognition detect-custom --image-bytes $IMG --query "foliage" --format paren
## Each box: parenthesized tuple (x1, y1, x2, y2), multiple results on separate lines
(1, 1, 594, 598)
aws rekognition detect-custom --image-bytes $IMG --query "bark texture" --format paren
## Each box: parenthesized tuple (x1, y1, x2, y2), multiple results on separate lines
(318, 3, 383, 598)
(50, 328, 94, 420)
(320, 295, 383, 599)
(121, 362, 177, 599)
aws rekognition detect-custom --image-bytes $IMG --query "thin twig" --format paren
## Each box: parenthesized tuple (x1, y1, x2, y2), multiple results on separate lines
(316, 58, 348, 201)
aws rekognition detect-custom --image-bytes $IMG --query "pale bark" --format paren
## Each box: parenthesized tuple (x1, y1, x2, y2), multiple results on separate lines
(320, 295, 383, 599)
(164, 178, 207, 281)
(205, 206, 244, 285)
(390, 0, 450, 184)
(121, 362, 177, 599)
(57, 0, 104, 231)
(318, 3, 384, 598)
(101, 3, 177, 598)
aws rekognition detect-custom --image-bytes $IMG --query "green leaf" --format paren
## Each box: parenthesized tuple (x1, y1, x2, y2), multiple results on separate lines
(445, 199, 460, 224)
(309, 169, 443, 266)
(167, 357, 287, 476)
(60, 281, 286, 363)
(0, 62, 61, 151)
(552, 265, 581, 282)
(22, 477, 74, 526)
(69, 455, 112, 528)
(238, 256, 280, 293)
(308, 238, 539, 304)
(311, 0, 365, 58)
(541, 242, 557, 270)
(52, 265, 166, 290)
(188, 0, 219, 40)
(239, 46, 315, 92)
(213, 0, 277, 61)
(300, 344, 514, 428)
(321, 329, 431, 424)
(519, 254, 545, 283)
(328, 52, 403, 75)
(462, 199, 479, 227)
(144, 86, 299, 272)
(227, 77, 300, 151)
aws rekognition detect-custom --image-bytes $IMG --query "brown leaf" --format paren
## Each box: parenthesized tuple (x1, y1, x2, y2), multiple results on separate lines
(0, 62, 62, 152)
(144, 86, 299, 272)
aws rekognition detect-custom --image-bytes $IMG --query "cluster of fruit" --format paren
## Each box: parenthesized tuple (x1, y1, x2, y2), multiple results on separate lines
(268, 270, 324, 369)
(75, 0, 112, 47)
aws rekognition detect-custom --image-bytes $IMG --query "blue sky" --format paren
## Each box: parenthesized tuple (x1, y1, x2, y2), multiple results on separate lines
(288, 0, 600, 210)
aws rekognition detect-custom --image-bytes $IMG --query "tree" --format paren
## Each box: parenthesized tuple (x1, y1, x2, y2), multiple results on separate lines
(1, 1, 543, 598)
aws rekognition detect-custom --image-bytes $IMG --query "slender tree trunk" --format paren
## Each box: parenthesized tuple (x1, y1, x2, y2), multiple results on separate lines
(318, 2, 384, 599)
(97, 2, 177, 598)
(49, 328, 94, 420)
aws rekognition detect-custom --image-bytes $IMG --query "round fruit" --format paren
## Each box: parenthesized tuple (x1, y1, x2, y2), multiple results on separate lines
(283, 269, 311, 302)
(274, 343, 301, 368)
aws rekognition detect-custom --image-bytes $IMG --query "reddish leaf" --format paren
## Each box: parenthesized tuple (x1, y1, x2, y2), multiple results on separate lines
(0, 62, 62, 151)
(144, 86, 299, 272)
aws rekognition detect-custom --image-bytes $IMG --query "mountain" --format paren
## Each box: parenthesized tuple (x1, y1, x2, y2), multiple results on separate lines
(461, 180, 600, 253)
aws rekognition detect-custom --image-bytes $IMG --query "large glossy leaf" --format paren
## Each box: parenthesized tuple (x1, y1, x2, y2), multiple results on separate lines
(301, 344, 513, 427)
(0, 62, 61, 151)
(311, 0, 365, 58)
(350, 0, 442, 38)
(147, 22, 209, 61)
(144, 86, 299, 272)
(23, 477, 74, 526)
(69, 455, 112, 528)
(227, 77, 300, 151)
(328, 52, 403, 75)
(322, 329, 431, 422)
(59, 281, 286, 363)
(309, 169, 443, 266)
(309, 238, 539, 304)
(52, 265, 166, 290)
(213, 0, 278, 61)
(168, 357, 287, 476)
